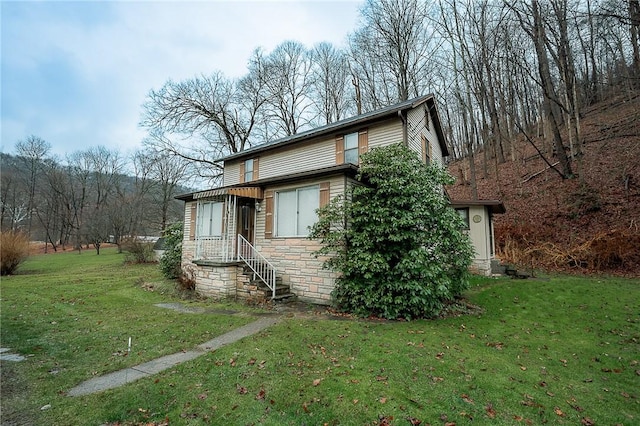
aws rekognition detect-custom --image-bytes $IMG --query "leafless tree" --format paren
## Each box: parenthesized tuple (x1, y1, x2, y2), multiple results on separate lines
(141, 71, 267, 183)
(15, 135, 51, 236)
(309, 42, 355, 125)
(349, 0, 439, 109)
(523, 0, 573, 177)
(0, 154, 28, 231)
(145, 150, 192, 232)
(252, 41, 315, 137)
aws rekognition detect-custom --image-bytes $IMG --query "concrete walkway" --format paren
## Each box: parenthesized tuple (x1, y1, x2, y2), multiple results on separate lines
(67, 316, 280, 397)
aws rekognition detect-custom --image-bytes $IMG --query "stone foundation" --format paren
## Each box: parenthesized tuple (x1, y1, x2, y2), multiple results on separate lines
(255, 238, 336, 305)
(469, 258, 492, 276)
(183, 261, 278, 303)
(187, 261, 239, 299)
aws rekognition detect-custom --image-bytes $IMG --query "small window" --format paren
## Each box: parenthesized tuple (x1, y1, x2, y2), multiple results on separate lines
(422, 134, 431, 165)
(275, 185, 319, 237)
(456, 208, 469, 230)
(344, 132, 359, 164)
(244, 159, 254, 182)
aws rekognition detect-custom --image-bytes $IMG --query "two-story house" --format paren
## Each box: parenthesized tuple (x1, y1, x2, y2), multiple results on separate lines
(177, 94, 503, 305)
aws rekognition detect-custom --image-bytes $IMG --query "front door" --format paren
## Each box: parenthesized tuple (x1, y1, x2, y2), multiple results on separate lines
(237, 198, 255, 245)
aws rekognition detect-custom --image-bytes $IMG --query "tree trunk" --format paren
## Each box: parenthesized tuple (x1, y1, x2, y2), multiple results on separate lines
(532, 0, 573, 178)
(630, 0, 640, 84)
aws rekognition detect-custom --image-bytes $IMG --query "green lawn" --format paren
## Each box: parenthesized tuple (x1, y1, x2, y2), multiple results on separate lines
(1, 250, 638, 425)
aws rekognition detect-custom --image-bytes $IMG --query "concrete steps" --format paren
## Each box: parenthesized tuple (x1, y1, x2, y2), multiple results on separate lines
(241, 265, 296, 301)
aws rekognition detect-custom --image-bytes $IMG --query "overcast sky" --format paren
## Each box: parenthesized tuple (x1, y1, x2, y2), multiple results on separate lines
(1, 0, 362, 160)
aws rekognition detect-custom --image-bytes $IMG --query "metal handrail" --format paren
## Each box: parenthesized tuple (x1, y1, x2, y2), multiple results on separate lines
(237, 234, 277, 299)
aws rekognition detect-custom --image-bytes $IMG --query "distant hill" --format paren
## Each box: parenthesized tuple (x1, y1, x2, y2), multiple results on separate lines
(446, 93, 640, 276)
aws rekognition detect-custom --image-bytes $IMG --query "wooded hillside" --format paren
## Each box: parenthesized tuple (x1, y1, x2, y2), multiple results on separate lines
(446, 93, 640, 275)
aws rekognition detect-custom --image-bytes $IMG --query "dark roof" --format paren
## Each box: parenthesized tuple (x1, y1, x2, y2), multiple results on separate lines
(221, 94, 449, 162)
(450, 200, 506, 214)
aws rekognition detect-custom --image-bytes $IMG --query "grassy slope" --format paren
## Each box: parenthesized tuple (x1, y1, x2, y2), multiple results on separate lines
(1, 252, 638, 425)
(0, 249, 255, 425)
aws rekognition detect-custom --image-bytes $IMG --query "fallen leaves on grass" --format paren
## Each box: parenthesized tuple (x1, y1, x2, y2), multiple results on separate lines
(377, 415, 393, 425)
(486, 342, 504, 350)
(567, 399, 584, 412)
(485, 403, 496, 418)
(461, 394, 474, 404)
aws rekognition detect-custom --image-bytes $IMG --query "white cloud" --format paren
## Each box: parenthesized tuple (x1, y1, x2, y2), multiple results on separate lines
(1, 1, 361, 159)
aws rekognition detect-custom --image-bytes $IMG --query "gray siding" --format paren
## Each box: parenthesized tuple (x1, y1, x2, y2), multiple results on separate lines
(407, 106, 444, 167)
(224, 106, 445, 187)
(223, 162, 241, 186)
(258, 138, 335, 180)
(368, 119, 404, 149)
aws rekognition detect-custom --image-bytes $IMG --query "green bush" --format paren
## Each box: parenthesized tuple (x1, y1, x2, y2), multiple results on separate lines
(1, 231, 30, 275)
(122, 238, 156, 264)
(310, 144, 473, 319)
(159, 222, 183, 279)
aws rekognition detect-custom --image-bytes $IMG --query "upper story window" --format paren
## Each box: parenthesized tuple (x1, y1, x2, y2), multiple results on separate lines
(245, 159, 254, 181)
(240, 158, 258, 183)
(421, 134, 431, 165)
(336, 129, 368, 165)
(344, 133, 359, 164)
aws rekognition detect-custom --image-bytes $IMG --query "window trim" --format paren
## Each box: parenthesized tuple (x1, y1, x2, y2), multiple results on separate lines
(336, 129, 368, 165)
(274, 184, 320, 238)
(197, 200, 224, 237)
(455, 208, 470, 230)
(240, 158, 259, 183)
(422, 134, 431, 165)
(244, 158, 254, 182)
(343, 132, 359, 164)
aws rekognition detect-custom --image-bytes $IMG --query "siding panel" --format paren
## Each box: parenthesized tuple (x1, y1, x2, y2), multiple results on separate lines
(224, 162, 241, 186)
(407, 106, 444, 167)
(257, 138, 336, 180)
(368, 120, 403, 149)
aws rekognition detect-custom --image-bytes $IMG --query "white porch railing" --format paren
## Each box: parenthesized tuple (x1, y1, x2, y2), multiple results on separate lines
(195, 236, 235, 263)
(237, 234, 277, 299)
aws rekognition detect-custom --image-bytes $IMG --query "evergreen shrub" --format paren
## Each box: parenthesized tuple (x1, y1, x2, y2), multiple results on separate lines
(160, 222, 183, 279)
(310, 144, 473, 319)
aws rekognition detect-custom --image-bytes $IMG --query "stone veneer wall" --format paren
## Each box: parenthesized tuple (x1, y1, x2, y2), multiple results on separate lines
(188, 262, 238, 299)
(469, 259, 491, 277)
(255, 238, 337, 305)
(182, 260, 281, 302)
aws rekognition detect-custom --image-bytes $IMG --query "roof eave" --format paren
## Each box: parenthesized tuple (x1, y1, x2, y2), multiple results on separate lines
(221, 94, 435, 162)
(175, 163, 360, 202)
(450, 199, 506, 214)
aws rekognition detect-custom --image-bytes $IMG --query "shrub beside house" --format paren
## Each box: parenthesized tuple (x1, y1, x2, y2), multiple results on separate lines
(176, 95, 504, 305)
